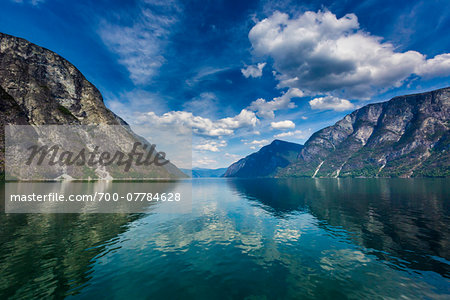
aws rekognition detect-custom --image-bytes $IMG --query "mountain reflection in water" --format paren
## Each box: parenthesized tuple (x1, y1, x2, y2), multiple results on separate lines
(0, 178, 449, 299)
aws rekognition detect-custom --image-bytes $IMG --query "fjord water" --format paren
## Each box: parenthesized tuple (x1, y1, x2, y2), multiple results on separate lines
(0, 179, 449, 299)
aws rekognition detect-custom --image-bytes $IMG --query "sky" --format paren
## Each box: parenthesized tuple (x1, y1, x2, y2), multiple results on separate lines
(1, 0, 450, 168)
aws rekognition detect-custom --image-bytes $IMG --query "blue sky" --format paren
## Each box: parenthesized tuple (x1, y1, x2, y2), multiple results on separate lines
(1, 0, 450, 168)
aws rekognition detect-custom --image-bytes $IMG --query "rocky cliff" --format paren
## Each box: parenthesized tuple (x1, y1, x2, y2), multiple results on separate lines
(224, 140, 303, 177)
(0, 86, 30, 174)
(0, 32, 184, 179)
(0, 32, 123, 125)
(279, 87, 450, 177)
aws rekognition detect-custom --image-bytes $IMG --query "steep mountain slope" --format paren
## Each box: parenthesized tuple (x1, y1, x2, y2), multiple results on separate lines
(0, 32, 185, 179)
(0, 32, 122, 125)
(224, 140, 304, 177)
(0, 86, 30, 179)
(279, 87, 450, 178)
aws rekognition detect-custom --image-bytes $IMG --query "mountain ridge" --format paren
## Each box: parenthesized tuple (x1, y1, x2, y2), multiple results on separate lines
(280, 86, 449, 178)
(224, 140, 304, 177)
(225, 87, 449, 178)
(0, 32, 185, 179)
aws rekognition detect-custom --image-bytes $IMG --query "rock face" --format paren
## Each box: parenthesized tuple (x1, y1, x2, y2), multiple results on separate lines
(279, 87, 450, 177)
(224, 140, 304, 177)
(0, 32, 185, 179)
(0, 32, 122, 125)
(0, 86, 30, 175)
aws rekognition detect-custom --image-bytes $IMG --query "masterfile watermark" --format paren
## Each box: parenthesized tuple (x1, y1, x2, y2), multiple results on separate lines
(5, 181, 192, 213)
(5, 124, 192, 181)
(4, 124, 193, 213)
(26, 142, 169, 172)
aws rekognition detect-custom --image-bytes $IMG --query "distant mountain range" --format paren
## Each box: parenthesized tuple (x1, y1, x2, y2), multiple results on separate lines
(225, 87, 450, 178)
(224, 140, 303, 177)
(181, 168, 227, 178)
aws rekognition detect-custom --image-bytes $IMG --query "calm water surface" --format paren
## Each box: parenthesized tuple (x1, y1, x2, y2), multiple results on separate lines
(0, 178, 449, 299)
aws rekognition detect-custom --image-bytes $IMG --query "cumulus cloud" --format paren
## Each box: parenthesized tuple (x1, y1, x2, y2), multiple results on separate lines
(245, 139, 269, 150)
(241, 62, 267, 78)
(270, 120, 295, 129)
(249, 88, 303, 118)
(274, 129, 311, 140)
(194, 140, 227, 152)
(98, 0, 180, 84)
(146, 109, 258, 137)
(193, 156, 218, 167)
(249, 10, 450, 98)
(309, 96, 355, 111)
(415, 53, 450, 78)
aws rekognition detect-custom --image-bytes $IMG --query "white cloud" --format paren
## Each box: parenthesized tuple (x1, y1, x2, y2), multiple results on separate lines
(249, 10, 450, 98)
(415, 53, 450, 78)
(241, 62, 266, 78)
(186, 67, 230, 87)
(106, 89, 169, 119)
(249, 139, 269, 145)
(12, 0, 45, 5)
(245, 139, 269, 150)
(193, 156, 218, 167)
(309, 96, 355, 111)
(194, 140, 227, 152)
(182, 92, 218, 117)
(274, 130, 306, 139)
(194, 144, 219, 152)
(225, 153, 241, 161)
(98, 0, 180, 84)
(249, 88, 303, 118)
(146, 109, 258, 137)
(271, 120, 295, 129)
